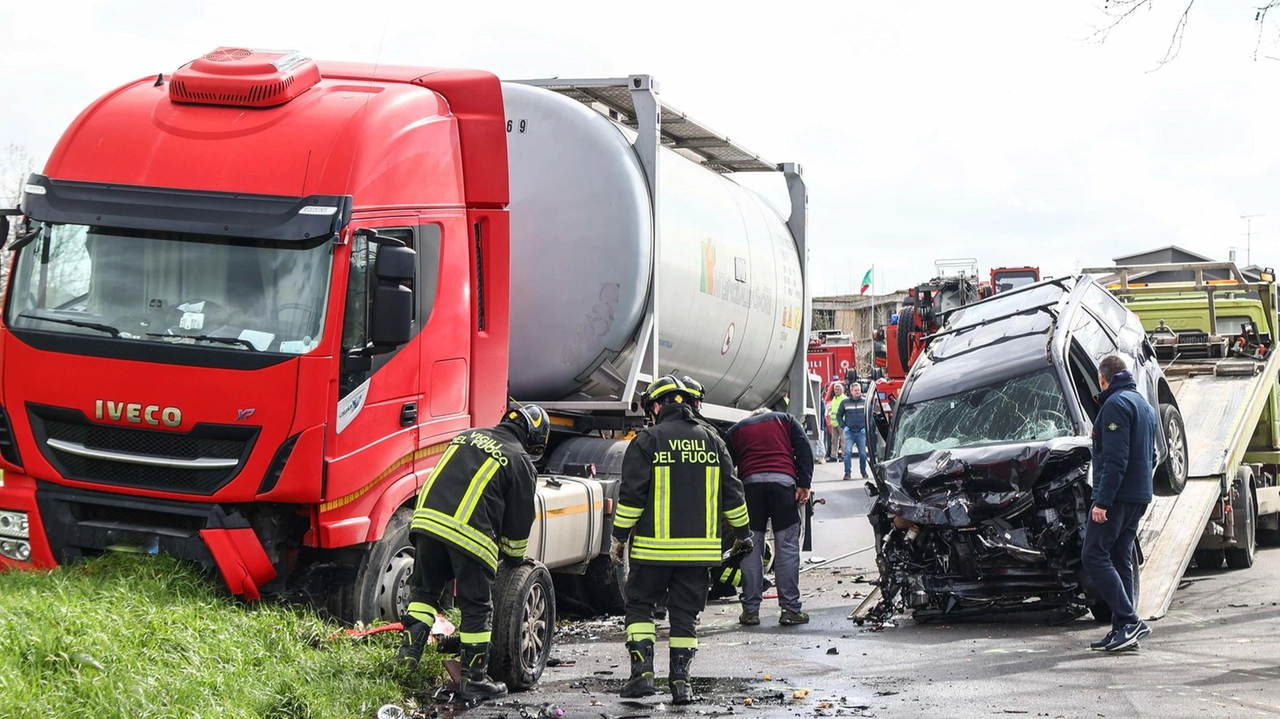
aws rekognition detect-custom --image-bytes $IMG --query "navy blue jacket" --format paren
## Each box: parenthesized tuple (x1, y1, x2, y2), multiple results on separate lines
(837, 396, 867, 433)
(1091, 371, 1157, 509)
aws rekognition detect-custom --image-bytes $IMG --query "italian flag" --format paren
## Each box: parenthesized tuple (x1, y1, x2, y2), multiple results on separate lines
(859, 267, 873, 295)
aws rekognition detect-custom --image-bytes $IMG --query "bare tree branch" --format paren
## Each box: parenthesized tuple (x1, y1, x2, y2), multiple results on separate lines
(1088, 0, 1159, 45)
(1147, 1, 1197, 72)
(1255, 1, 1280, 60)
(1, 144, 36, 295)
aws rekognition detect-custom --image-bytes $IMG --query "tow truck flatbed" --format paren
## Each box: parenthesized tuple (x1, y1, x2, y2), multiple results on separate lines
(1085, 262, 1280, 620)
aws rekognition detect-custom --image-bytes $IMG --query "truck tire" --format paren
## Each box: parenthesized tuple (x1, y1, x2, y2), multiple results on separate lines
(491, 560, 555, 692)
(1089, 543, 1141, 624)
(1194, 548, 1224, 570)
(582, 552, 628, 616)
(896, 306, 916, 375)
(1153, 404, 1188, 497)
(1225, 468, 1257, 570)
(329, 506, 416, 624)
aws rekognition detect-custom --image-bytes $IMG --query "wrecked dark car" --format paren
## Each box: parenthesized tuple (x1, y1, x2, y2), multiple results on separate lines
(861, 277, 1188, 623)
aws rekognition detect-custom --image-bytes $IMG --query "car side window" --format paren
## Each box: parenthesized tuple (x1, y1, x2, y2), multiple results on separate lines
(1067, 341, 1103, 423)
(1085, 283, 1130, 334)
(1071, 309, 1118, 365)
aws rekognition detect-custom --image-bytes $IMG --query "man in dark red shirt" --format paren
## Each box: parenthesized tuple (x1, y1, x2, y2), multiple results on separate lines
(724, 408, 815, 625)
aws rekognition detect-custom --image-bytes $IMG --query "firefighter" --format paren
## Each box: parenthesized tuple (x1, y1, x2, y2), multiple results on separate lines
(609, 375, 753, 704)
(397, 404, 550, 701)
(680, 375, 753, 600)
(680, 376, 723, 439)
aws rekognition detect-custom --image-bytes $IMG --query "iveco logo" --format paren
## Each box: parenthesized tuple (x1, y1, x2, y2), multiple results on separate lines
(94, 400, 182, 428)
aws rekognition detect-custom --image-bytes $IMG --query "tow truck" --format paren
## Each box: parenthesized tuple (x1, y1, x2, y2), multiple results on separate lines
(1084, 261, 1280, 619)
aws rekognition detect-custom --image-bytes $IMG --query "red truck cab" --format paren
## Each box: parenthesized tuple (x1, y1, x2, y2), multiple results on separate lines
(0, 49, 510, 621)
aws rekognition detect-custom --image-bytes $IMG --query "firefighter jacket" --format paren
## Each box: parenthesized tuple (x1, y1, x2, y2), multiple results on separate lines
(613, 402, 751, 566)
(411, 424, 537, 571)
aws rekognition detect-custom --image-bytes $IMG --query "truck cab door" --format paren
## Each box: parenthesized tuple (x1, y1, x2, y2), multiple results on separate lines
(325, 218, 423, 513)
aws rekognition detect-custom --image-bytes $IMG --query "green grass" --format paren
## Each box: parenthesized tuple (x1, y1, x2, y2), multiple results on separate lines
(0, 554, 438, 719)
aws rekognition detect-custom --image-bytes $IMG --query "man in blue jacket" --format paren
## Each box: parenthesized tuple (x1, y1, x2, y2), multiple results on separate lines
(837, 384, 868, 480)
(1084, 355, 1157, 653)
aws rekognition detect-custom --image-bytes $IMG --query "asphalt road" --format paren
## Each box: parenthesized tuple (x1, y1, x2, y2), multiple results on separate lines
(459, 460, 1280, 719)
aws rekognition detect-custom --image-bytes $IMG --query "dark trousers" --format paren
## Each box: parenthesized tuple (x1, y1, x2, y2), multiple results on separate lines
(1082, 501, 1147, 629)
(407, 533, 496, 640)
(625, 563, 710, 647)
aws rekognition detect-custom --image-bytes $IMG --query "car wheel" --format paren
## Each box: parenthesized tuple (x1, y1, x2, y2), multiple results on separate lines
(1153, 403, 1188, 497)
(491, 560, 556, 691)
(1225, 467, 1257, 570)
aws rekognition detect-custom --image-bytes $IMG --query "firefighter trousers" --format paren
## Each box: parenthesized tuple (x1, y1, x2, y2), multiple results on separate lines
(406, 533, 497, 642)
(625, 563, 710, 649)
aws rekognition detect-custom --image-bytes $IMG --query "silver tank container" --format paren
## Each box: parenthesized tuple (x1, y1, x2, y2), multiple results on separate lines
(502, 83, 803, 409)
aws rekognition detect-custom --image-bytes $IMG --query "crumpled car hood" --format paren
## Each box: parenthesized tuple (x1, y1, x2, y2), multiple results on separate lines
(876, 437, 1093, 527)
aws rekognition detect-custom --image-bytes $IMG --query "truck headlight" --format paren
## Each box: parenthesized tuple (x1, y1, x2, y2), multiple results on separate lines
(0, 511, 28, 539)
(0, 539, 31, 562)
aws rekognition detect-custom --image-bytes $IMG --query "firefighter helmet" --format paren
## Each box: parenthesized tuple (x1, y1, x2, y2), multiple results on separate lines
(503, 403, 551, 457)
(680, 376, 706, 404)
(642, 374, 689, 412)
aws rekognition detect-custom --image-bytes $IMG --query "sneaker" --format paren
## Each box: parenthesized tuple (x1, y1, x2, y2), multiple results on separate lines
(779, 609, 810, 625)
(1104, 620, 1150, 652)
(1089, 629, 1117, 651)
(842, 474, 852, 481)
(739, 610, 760, 626)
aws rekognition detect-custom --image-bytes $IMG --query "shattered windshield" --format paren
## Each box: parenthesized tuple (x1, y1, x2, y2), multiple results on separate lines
(890, 368, 1074, 458)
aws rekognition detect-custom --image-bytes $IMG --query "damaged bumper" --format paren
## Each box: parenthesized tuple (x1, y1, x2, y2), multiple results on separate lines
(866, 438, 1100, 622)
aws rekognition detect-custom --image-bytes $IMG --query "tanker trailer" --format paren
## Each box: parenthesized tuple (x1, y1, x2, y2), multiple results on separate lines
(497, 77, 815, 624)
(502, 79, 810, 417)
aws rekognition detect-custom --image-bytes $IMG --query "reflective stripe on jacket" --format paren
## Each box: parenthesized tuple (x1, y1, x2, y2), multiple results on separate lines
(411, 424, 536, 570)
(613, 403, 750, 566)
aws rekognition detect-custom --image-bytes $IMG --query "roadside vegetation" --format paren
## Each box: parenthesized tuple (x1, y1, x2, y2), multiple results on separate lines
(0, 554, 437, 718)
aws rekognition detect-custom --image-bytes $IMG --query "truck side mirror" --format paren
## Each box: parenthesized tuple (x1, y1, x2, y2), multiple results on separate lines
(368, 245, 416, 350)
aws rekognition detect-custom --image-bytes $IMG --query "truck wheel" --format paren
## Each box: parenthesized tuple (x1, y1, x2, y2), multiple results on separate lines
(1194, 548, 1225, 570)
(1088, 543, 1140, 624)
(1153, 404, 1188, 497)
(491, 561, 555, 691)
(896, 306, 916, 374)
(329, 506, 415, 624)
(1225, 468, 1257, 570)
(582, 552, 627, 616)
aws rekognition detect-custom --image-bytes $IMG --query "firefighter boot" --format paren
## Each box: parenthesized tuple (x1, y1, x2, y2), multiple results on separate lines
(396, 619, 430, 671)
(458, 643, 508, 701)
(620, 640, 657, 698)
(669, 647, 697, 705)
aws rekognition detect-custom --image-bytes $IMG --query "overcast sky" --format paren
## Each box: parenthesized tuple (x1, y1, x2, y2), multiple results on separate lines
(2, 1, 1278, 295)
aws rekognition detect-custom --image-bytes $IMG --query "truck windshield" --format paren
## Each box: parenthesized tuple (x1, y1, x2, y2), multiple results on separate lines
(890, 368, 1074, 458)
(6, 223, 332, 354)
(994, 271, 1038, 293)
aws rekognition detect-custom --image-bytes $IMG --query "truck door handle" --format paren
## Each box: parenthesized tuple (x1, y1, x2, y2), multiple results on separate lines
(400, 402, 417, 427)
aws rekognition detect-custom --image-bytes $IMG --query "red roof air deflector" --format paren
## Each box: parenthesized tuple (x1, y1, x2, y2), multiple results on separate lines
(170, 48, 322, 108)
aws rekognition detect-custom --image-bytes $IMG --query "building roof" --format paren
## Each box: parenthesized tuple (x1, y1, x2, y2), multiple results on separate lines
(1111, 245, 1215, 265)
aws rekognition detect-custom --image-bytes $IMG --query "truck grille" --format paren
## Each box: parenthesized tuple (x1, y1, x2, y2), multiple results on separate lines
(27, 404, 258, 496)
